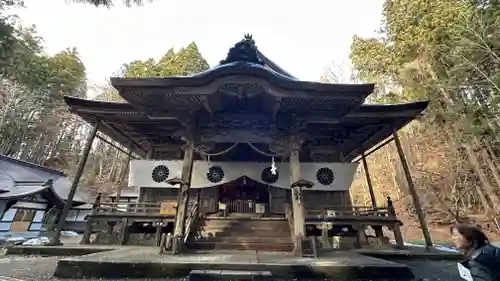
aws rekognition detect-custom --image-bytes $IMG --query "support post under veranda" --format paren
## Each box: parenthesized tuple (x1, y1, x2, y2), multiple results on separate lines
(81, 193, 101, 244)
(50, 121, 100, 245)
(289, 135, 306, 256)
(393, 128, 433, 249)
(361, 152, 377, 209)
(171, 140, 195, 254)
(361, 152, 384, 237)
(136, 149, 154, 212)
(115, 144, 133, 205)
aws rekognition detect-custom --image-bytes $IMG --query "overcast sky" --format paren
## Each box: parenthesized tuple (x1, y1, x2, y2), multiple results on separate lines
(11, 0, 384, 97)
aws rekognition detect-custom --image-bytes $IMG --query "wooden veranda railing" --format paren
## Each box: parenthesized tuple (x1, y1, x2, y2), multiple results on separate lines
(219, 199, 264, 213)
(303, 200, 405, 249)
(95, 202, 162, 214)
(305, 205, 391, 219)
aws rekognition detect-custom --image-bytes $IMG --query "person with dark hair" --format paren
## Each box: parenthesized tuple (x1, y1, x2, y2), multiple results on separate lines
(451, 224, 500, 281)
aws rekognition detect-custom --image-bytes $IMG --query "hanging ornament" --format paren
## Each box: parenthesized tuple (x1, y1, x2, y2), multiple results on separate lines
(206, 155, 211, 175)
(270, 157, 277, 175)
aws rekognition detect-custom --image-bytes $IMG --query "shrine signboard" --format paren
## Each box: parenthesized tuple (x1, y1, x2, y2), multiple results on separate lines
(160, 201, 177, 215)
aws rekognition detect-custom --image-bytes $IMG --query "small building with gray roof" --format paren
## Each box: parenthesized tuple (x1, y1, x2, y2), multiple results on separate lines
(0, 155, 92, 237)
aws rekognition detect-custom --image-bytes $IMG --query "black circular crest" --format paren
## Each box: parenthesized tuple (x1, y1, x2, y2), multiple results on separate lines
(316, 167, 334, 186)
(261, 167, 279, 184)
(152, 165, 170, 183)
(207, 166, 224, 183)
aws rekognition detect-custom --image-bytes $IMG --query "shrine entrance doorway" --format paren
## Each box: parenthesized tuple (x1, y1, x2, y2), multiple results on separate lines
(218, 176, 270, 215)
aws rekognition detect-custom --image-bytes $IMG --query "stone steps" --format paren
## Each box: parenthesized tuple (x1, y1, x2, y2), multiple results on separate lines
(195, 236, 292, 243)
(199, 230, 290, 237)
(189, 218, 293, 252)
(188, 241, 294, 251)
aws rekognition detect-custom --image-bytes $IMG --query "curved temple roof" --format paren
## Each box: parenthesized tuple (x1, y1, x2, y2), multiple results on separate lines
(65, 35, 429, 162)
(110, 35, 375, 119)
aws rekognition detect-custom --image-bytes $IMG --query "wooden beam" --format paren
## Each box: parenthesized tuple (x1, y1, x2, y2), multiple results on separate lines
(115, 144, 134, 204)
(393, 129, 433, 249)
(96, 134, 139, 160)
(352, 137, 394, 162)
(361, 153, 377, 209)
(51, 121, 99, 245)
(101, 122, 148, 155)
(172, 142, 195, 254)
(343, 125, 390, 161)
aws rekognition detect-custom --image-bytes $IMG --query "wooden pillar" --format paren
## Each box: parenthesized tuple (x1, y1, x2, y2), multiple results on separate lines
(115, 144, 133, 205)
(106, 222, 114, 235)
(393, 129, 433, 249)
(321, 223, 331, 248)
(155, 222, 162, 246)
(118, 219, 128, 245)
(0, 201, 6, 219)
(387, 196, 404, 248)
(52, 122, 99, 245)
(118, 203, 132, 245)
(172, 142, 195, 254)
(289, 136, 306, 256)
(81, 193, 101, 244)
(361, 153, 377, 209)
(136, 149, 153, 211)
(355, 224, 367, 248)
(373, 225, 384, 238)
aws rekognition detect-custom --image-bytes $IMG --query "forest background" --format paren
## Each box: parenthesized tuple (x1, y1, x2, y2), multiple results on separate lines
(1, 0, 500, 243)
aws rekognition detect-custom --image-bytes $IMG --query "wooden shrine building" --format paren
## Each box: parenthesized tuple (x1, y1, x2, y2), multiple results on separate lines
(58, 35, 432, 255)
(0, 155, 91, 238)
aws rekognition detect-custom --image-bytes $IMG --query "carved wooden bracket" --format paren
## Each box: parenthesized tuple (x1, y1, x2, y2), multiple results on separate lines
(192, 142, 215, 153)
(272, 97, 283, 120)
(166, 177, 186, 187)
(291, 179, 315, 189)
(199, 96, 213, 117)
(288, 134, 307, 151)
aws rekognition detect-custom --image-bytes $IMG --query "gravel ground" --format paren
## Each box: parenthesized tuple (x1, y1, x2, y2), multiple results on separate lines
(0, 255, 461, 281)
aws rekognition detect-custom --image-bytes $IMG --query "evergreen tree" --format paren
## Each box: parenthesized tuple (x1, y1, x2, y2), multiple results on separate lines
(119, 42, 209, 78)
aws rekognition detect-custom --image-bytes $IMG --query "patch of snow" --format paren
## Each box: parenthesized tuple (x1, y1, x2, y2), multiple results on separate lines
(5, 237, 27, 245)
(5, 237, 26, 243)
(403, 242, 425, 248)
(435, 245, 459, 253)
(61, 231, 79, 237)
(391, 240, 460, 253)
(21, 236, 50, 246)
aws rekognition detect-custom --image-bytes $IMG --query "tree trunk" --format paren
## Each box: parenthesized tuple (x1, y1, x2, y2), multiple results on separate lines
(463, 143, 499, 213)
(484, 139, 499, 163)
(108, 150, 120, 182)
(429, 185, 461, 222)
(118, 158, 130, 184)
(49, 129, 66, 159)
(480, 147, 500, 190)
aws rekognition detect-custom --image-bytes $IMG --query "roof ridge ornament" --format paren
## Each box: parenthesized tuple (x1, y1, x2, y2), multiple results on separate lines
(243, 33, 255, 46)
(219, 34, 264, 65)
